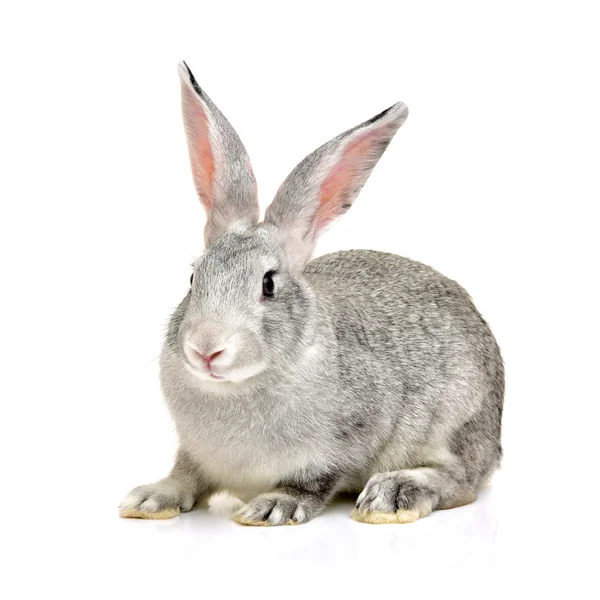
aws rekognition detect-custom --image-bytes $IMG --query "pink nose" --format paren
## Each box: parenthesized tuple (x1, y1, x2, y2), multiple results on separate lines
(195, 349, 223, 365)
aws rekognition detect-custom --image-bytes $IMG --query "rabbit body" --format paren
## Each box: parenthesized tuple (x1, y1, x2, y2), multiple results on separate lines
(156, 248, 502, 515)
(120, 63, 503, 526)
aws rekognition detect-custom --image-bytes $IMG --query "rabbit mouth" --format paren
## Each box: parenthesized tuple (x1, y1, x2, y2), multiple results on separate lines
(183, 358, 268, 386)
(183, 360, 229, 383)
(208, 372, 225, 381)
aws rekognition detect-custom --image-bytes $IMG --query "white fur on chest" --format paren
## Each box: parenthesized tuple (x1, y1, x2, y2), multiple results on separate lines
(172, 388, 336, 497)
(186, 438, 313, 499)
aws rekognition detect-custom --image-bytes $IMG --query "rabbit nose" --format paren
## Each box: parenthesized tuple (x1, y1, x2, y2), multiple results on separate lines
(184, 340, 228, 370)
(194, 349, 224, 365)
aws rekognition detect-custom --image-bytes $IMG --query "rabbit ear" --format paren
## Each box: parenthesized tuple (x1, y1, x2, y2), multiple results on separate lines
(179, 62, 259, 246)
(264, 102, 408, 269)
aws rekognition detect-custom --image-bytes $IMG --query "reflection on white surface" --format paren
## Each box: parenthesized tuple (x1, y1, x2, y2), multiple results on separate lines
(6, 472, 590, 600)
(72, 489, 499, 597)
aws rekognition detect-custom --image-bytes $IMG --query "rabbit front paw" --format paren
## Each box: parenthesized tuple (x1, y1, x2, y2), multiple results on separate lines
(119, 480, 194, 520)
(232, 492, 316, 526)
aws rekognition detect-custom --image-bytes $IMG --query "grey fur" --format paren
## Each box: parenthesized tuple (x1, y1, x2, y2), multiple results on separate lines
(119, 63, 504, 526)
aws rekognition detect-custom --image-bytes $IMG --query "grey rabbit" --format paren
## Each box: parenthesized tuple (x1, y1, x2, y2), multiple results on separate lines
(119, 62, 504, 526)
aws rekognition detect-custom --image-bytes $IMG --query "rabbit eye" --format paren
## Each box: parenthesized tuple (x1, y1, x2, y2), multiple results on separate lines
(190, 273, 194, 287)
(262, 271, 276, 298)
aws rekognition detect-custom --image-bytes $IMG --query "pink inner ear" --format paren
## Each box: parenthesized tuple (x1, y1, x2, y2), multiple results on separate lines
(182, 84, 215, 210)
(316, 128, 379, 230)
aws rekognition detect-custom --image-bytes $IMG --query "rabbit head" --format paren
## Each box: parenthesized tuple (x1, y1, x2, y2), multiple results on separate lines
(174, 62, 408, 387)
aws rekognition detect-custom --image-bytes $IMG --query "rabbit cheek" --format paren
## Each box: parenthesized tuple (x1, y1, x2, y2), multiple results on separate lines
(218, 330, 267, 383)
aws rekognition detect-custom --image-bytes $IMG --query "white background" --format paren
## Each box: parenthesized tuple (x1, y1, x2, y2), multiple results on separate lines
(1, 1, 598, 598)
